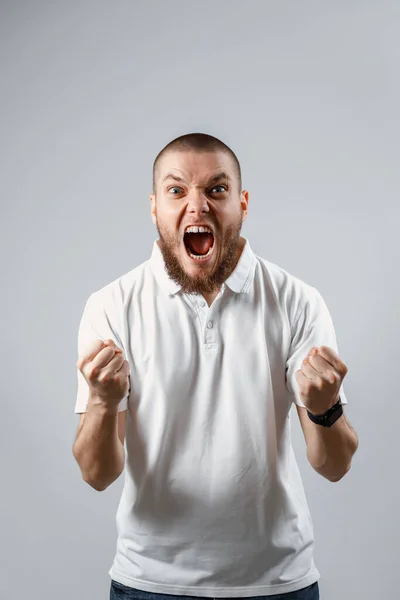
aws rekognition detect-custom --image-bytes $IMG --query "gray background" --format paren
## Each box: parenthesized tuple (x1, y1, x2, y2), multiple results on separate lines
(1, 1, 398, 599)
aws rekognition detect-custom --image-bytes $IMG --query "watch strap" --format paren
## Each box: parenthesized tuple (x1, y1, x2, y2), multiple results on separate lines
(306, 396, 343, 428)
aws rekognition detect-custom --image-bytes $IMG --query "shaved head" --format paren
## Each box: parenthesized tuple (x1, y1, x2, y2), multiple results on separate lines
(153, 133, 242, 194)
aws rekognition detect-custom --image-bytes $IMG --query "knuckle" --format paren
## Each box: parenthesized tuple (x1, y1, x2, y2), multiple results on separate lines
(88, 366, 98, 379)
(313, 378, 322, 390)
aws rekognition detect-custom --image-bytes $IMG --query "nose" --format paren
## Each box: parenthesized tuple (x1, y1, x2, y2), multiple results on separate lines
(186, 190, 210, 216)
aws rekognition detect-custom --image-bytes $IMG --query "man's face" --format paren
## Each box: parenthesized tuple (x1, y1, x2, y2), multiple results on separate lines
(149, 150, 249, 295)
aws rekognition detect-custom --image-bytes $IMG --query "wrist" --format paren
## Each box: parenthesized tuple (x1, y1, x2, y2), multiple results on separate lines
(306, 393, 341, 417)
(87, 394, 120, 416)
(306, 396, 343, 428)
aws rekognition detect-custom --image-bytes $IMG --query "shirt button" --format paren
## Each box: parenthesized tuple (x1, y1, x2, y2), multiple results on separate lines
(200, 300, 206, 307)
(207, 321, 213, 329)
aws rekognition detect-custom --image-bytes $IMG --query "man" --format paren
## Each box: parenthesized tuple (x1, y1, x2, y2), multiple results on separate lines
(73, 133, 358, 600)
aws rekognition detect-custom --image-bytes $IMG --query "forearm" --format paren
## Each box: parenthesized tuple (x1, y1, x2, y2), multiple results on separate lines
(307, 412, 359, 482)
(72, 400, 125, 491)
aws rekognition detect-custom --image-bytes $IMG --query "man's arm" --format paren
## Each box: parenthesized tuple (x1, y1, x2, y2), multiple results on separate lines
(296, 404, 359, 482)
(72, 399, 126, 491)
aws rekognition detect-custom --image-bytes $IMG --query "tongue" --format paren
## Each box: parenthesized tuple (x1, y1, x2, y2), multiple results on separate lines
(186, 232, 214, 256)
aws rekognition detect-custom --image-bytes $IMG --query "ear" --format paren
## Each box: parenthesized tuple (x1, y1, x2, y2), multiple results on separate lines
(240, 190, 249, 220)
(149, 194, 156, 225)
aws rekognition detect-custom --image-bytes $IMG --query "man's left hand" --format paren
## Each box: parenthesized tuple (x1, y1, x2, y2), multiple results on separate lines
(295, 346, 348, 415)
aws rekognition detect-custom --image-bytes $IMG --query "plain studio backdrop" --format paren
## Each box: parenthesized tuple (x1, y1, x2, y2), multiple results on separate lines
(1, 1, 398, 599)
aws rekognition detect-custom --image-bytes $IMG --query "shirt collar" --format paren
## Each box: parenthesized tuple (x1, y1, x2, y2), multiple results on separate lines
(149, 236, 257, 296)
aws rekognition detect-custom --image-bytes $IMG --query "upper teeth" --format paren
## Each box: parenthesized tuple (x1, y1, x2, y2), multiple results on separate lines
(185, 226, 212, 234)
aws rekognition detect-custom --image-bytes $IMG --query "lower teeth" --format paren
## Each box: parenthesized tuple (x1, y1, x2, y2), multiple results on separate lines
(188, 245, 214, 260)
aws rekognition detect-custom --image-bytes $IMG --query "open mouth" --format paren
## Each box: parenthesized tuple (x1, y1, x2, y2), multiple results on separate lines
(183, 227, 215, 261)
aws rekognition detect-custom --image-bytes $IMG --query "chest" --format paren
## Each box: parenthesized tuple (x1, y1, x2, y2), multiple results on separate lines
(121, 289, 292, 422)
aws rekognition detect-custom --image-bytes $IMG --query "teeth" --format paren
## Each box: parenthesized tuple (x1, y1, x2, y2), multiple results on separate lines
(188, 245, 214, 260)
(185, 225, 212, 234)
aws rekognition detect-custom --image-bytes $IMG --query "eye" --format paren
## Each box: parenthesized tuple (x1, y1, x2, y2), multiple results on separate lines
(210, 185, 227, 194)
(168, 186, 183, 194)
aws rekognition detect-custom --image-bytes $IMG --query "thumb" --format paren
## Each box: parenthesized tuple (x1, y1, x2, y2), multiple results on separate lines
(103, 338, 122, 352)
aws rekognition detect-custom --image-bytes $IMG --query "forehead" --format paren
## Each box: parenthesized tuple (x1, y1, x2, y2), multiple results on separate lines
(158, 149, 235, 181)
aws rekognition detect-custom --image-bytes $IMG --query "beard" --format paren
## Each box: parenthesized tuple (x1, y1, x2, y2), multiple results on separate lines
(155, 211, 244, 295)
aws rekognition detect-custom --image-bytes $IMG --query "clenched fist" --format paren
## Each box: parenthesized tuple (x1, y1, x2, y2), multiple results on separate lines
(77, 339, 130, 410)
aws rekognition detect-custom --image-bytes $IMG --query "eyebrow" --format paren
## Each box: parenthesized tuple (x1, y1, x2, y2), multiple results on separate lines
(162, 171, 231, 185)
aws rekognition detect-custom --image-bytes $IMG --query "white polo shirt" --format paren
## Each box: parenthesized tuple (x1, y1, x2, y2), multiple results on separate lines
(75, 237, 348, 598)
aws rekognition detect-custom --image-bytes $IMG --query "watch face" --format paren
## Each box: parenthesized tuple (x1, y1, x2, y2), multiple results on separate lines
(327, 404, 343, 427)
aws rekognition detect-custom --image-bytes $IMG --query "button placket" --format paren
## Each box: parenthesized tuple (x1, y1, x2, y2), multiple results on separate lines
(204, 316, 216, 345)
(189, 293, 221, 349)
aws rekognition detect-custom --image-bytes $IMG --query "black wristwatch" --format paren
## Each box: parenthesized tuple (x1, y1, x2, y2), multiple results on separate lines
(307, 396, 343, 428)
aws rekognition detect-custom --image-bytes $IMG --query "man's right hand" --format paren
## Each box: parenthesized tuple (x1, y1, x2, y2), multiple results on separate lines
(77, 339, 130, 410)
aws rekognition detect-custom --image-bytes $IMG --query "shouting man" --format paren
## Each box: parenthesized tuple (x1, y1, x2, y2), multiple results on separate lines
(73, 133, 359, 600)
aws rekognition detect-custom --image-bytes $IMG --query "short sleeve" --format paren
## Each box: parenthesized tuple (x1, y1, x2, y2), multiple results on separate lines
(74, 293, 129, 414)
(285, 287, 348, 408)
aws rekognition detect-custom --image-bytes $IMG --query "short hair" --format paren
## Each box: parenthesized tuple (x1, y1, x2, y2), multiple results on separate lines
(152, 132, 242, 194)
